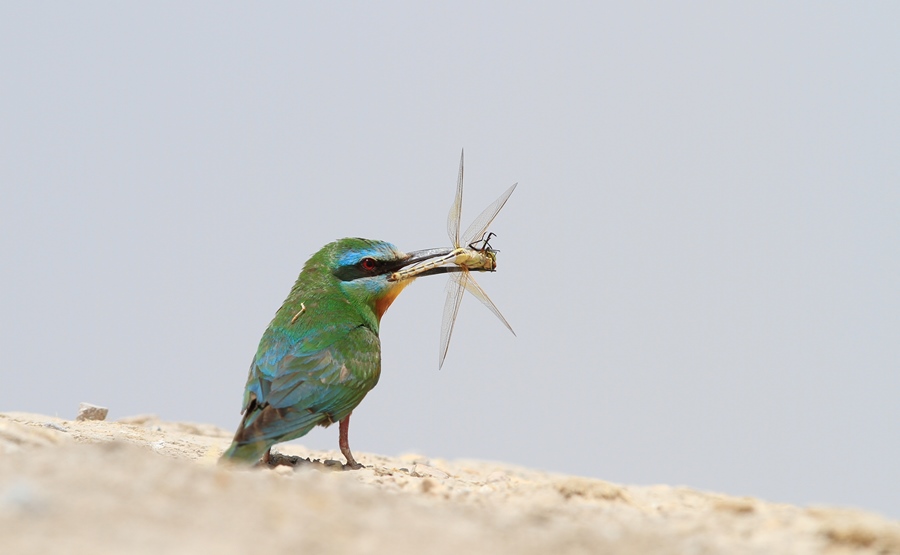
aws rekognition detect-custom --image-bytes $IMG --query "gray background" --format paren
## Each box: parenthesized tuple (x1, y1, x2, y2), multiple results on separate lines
(2, 3, 898, 518)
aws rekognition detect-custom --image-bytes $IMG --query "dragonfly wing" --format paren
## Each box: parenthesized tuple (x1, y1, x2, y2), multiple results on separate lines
(447, 149, 464, 247)
(439, 270, 467, 368)
(461, 273, 516, 336)
(461, 182, 518, 246)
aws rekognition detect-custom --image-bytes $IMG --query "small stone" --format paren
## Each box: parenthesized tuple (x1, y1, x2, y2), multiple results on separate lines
(76, 402, 109, 421)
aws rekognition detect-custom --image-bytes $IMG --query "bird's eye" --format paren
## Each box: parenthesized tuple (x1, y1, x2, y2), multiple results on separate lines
(360, 257, 377, 271)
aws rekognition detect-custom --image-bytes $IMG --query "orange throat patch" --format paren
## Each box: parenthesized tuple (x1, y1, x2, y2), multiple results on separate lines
(374, 279, 413, 322)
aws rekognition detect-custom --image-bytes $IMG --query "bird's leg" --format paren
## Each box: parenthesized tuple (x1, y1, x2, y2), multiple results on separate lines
(339, 414, 363, 470)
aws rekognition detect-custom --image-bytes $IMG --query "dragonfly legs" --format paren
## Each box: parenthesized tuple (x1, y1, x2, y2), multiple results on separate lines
(468, 231, 497, 252)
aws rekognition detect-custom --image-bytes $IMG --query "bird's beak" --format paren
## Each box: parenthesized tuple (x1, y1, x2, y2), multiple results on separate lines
(389, 247, 467, 282)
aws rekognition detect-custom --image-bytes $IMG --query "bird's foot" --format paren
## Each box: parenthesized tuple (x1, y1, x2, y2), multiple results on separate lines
(340, 448, 364, 470)
(343, 459, 364, 471)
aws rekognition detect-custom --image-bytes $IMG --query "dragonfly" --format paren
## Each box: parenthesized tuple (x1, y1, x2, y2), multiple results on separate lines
(391, 150, 517, 367)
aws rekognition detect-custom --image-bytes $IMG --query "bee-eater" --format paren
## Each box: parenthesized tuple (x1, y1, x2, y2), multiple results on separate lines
(220, 237, 463, 468)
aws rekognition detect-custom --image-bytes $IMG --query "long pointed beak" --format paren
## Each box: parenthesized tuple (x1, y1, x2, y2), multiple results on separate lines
(389, 247, 466, 282)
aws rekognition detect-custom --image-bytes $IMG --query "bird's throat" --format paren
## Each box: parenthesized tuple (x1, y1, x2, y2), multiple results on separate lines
(374, 280, 413, 322)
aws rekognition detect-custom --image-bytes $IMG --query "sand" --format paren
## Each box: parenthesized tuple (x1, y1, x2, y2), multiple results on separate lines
(1, 411, 898, 555)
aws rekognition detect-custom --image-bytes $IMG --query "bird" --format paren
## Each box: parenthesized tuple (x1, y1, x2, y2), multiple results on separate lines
(220, 237, 462, 468)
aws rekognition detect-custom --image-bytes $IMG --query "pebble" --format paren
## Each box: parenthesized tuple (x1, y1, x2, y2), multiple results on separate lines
(76, 402, 109, 422)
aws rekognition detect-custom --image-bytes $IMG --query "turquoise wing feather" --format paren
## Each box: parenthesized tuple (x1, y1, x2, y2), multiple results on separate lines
(223, 323, 381, 461)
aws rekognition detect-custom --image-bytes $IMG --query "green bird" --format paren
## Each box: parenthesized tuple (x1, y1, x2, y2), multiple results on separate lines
(220, 238, 466, 468)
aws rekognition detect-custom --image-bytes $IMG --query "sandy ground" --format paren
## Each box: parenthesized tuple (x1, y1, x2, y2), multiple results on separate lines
(1, 411, 898, 555)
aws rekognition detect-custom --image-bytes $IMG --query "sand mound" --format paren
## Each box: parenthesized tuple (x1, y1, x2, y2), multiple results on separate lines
(1, 411, 898, 554)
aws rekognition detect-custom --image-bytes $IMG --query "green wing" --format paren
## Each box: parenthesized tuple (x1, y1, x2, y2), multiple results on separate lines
(223, 323, 381, 460)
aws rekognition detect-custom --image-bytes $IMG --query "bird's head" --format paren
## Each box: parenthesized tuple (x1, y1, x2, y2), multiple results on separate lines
(313, 238, 460, 324)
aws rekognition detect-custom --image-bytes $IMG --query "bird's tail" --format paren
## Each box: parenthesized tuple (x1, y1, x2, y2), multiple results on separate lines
(219, 403, 271, 465)
(219, 400, 323, 465)
(219, 439, 269, 464)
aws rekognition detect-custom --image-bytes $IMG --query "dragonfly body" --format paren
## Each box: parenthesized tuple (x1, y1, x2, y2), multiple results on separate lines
(454, 247, 497, 271)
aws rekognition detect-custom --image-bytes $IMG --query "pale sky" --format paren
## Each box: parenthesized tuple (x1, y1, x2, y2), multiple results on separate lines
(1, 3, 898, 518)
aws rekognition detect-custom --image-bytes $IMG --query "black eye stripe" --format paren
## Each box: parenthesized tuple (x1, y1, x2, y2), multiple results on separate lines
(333, 255, 409, 282)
